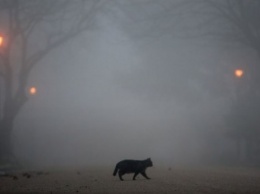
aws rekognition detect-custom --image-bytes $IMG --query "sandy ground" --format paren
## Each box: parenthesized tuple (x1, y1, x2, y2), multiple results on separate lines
(1, 166, 260, 194)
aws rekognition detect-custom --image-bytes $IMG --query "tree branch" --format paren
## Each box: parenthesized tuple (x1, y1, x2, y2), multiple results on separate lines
(26, 0, 104, 74)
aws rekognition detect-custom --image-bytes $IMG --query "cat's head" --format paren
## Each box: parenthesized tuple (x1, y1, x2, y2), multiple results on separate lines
(146, 158, 153, 167)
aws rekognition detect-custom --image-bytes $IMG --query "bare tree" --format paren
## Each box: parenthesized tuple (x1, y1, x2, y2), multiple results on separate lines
(118, 0, 260, 59)
(0, 0, 106, 164)
(164, 0, 260, 76)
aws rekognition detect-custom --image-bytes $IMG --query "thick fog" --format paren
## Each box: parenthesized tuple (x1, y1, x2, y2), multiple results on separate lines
(10, 2, 258, 168)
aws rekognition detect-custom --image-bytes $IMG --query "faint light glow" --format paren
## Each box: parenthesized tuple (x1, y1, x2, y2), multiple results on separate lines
(29, 87, 37, 95)
(235, 69, 244, 78)
(0, 36, 3, 46)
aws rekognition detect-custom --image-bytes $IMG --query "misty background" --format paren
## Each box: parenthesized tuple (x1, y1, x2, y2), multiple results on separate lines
(3, 0, 258, 168)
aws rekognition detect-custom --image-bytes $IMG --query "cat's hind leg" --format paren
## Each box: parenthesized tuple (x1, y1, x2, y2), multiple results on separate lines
(118, 171, 124, 181)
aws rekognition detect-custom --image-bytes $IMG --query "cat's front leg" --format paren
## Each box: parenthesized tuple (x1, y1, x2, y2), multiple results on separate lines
(133, 172, 139, 180)
(141, 171, 150, 180)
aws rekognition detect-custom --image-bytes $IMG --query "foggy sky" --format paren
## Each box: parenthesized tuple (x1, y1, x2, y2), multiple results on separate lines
(11, 3, 257, 168)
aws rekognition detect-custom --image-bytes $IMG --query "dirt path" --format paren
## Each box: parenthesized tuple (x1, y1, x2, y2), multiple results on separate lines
(1, 166, 260, 194)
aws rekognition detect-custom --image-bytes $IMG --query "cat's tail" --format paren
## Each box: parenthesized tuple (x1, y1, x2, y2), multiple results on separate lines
(113, 164, 119, 176)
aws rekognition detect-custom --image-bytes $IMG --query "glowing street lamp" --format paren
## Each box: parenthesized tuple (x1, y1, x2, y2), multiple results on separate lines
(29, 87, 37, 95)
(234, 69, 244, 78)
(0, 36, 3, 47)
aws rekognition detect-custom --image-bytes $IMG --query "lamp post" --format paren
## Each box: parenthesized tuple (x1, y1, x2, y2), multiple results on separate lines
(0, 35, 3, 119)
(234, 68, 244, 98)
(233, 68, 246, 162)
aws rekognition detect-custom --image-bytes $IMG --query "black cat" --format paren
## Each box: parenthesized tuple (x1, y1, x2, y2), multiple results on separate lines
(113, 158, 153, 181)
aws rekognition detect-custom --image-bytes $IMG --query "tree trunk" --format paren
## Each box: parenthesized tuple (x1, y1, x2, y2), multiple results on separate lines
(0, 117, 15, 164)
